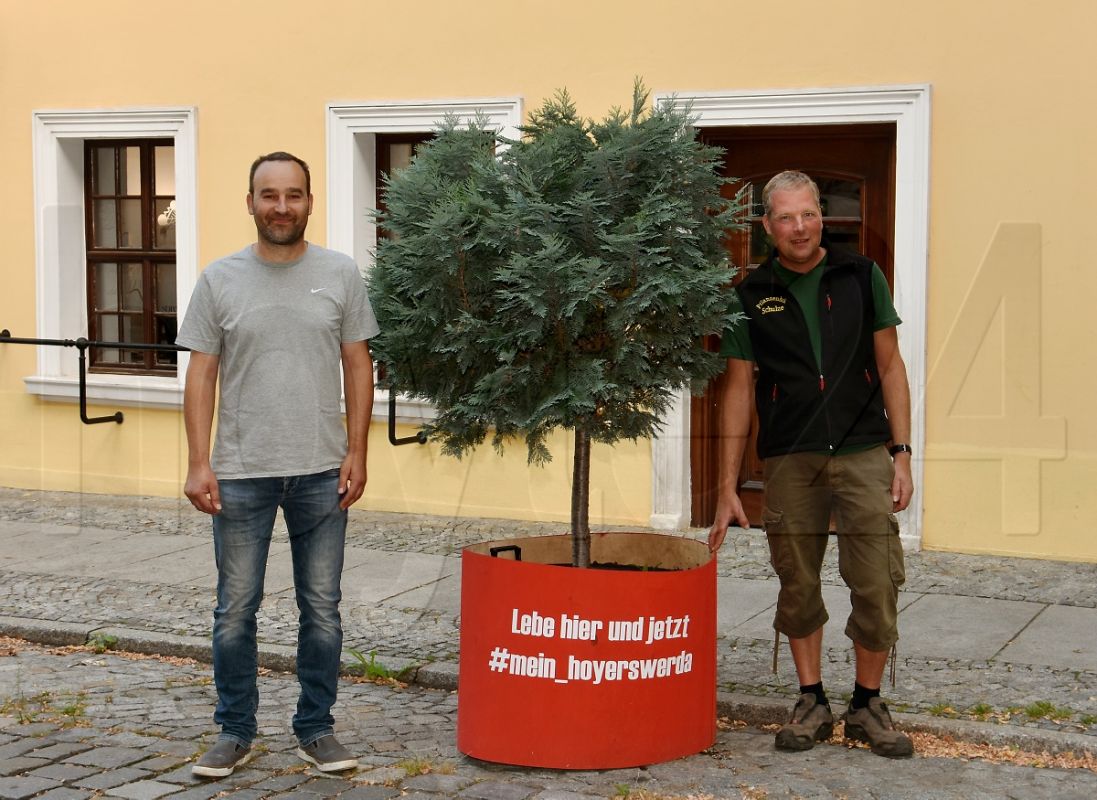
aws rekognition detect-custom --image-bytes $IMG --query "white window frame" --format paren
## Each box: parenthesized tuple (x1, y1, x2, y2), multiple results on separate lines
(325, 97, 523, 424)
(28, 107, 198, 408)
(650, 85, 931, 546)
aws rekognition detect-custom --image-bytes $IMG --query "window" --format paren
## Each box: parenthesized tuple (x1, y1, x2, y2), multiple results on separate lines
(326, 98, 522, 274)
(325, 98, 523, 425)
(29, 107, 197, 408)
(375, 132, 434, 241)
(84, 141, 177, 373)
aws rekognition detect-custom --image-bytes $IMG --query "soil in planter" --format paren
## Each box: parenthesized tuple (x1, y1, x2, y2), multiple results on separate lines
(548, 561, 674, 571)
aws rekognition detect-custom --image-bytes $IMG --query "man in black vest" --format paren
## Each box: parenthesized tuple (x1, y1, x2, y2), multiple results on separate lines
(708, 171, 915, 758)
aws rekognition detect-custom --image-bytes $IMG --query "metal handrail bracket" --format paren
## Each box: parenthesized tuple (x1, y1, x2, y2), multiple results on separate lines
(4, 329, 429, 443)
(388, 389, 428, 446)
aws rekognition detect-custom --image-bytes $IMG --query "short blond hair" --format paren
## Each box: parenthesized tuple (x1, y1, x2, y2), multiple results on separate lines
(761, 170, 820, 216)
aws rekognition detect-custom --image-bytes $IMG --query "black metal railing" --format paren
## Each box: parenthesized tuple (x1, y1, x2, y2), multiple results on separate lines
(385, 386, 427, 446)
(2, 329, 427, 444)
(0, 329, 188, 425)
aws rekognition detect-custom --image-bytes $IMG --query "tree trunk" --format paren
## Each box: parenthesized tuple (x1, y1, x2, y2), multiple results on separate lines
(571, 428, 591, 568)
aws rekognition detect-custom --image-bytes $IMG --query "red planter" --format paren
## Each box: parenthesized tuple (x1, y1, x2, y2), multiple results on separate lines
(457, 532, 716, 769)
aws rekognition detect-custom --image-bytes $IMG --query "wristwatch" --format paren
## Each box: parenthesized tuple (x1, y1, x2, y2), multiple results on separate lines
(889, 443, 913, 457)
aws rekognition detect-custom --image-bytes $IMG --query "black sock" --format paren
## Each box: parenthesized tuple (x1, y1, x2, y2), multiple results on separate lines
(800, 682, 828, 708)
(851, 682, 880, 710)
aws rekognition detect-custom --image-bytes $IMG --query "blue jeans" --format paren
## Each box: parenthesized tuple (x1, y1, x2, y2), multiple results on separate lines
(210, 468, 346, 747)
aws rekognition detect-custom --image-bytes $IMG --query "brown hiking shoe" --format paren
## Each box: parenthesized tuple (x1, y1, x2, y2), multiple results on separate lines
(774, 693, 834, 751)
(843, 697, 914, 758)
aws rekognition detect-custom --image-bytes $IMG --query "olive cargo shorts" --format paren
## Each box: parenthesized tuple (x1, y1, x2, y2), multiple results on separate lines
(763, 445, 905, 652)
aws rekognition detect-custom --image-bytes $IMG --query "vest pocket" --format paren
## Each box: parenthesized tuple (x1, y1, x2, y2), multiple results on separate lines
(762, 508, 790, 579)
(887, 514, 906, 589)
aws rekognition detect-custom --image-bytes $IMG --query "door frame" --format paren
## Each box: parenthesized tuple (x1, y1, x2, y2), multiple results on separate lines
(650, 84, 931, 547)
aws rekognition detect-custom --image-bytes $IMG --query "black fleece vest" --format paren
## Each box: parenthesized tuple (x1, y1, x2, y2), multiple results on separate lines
(737, 248, 891, 459)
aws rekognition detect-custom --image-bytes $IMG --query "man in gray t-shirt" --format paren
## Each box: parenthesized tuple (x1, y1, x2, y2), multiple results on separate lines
(178, 152, 378, 778)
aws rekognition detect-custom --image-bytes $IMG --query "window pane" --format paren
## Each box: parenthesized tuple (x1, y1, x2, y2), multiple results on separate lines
(100, 314, 119, 339)
(154, 199, 176, 250)
(748, 183, 765, 218)
(154, 146, 175, 194)
(121, 315, 145, 363)
(749, 220, 773, 264)
(156, 263, 176, 312)
(122, 146, 142, 195)
(121, 263, 143, 311)
(93, 199, 118, 248)
(95, 263, 118, 311)
(388, 143, 415, 174)
(120, 313, 141, 337)
(818, 178, 861, 218)
(155, 316, 178, 365)
(825, 224, 862, 253)
(119, 199, 143, 248)
(98, 315, 120, 362)
(94, 147, 116, 194)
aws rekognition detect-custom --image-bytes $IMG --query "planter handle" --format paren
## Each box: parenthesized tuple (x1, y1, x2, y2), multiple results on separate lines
(489, 545, 522, 561)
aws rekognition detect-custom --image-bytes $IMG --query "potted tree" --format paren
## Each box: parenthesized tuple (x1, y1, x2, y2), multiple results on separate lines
(371, 83, 741, 768)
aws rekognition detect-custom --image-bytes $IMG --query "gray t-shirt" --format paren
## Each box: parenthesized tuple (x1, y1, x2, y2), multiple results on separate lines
(176, 243, 380, 479)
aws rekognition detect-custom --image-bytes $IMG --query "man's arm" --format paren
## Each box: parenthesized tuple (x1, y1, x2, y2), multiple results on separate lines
(338, 340, 375, 510)
(183, 352, 222, 514)
(874, 325, 914, 512)
(707, 357, 755, 553)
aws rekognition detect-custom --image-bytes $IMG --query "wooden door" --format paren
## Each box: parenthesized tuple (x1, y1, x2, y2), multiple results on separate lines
(690, 124, 897, 527)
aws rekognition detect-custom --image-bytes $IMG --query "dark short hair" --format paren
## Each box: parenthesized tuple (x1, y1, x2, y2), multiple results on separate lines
(249, 151, 311, 195)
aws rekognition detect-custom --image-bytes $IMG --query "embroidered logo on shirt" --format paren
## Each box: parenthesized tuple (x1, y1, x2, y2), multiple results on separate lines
(757, 295, 786, 314)
(310, 287, 327, 294)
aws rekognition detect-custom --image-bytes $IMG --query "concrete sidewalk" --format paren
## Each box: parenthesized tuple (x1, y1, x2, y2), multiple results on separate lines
(1, 487, 1096, 758)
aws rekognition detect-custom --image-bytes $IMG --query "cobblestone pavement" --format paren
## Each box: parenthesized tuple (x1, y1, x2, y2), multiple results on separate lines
(4, 482, 1097, 800)
(3, 488, 1097, 747)
(3, 642, 1097, 800)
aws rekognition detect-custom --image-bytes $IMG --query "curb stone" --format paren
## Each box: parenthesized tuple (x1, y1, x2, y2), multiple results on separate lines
(415, 660, 459, 691)
(95, 627, 213, 662)
(0, 616, 88, 647)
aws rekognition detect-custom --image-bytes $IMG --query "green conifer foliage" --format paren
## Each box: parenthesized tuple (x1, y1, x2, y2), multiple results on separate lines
(371, 83, 743, 566)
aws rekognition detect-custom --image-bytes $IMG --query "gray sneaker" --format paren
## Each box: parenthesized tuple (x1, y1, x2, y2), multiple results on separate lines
(296, 735, 358, 772)
(843, 697, 914, 758)
(192, 739, 252, 777)
(774, 693, 834, 751)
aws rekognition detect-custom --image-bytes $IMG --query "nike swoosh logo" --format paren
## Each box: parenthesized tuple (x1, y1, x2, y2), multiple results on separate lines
(311, 288, 326, 294)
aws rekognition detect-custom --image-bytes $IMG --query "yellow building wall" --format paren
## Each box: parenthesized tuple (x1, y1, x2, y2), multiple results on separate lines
(1, 1, 1095, 554)
(373, 425, 651, 526)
